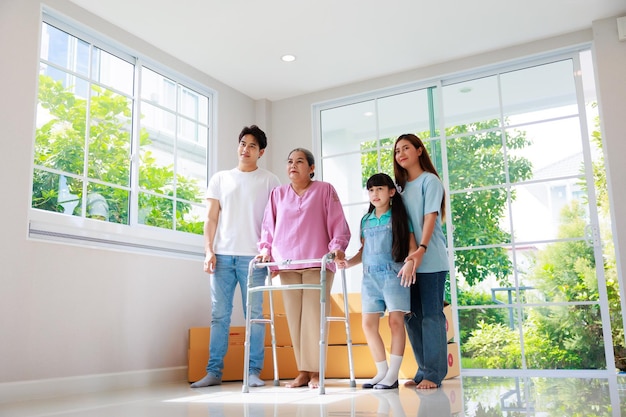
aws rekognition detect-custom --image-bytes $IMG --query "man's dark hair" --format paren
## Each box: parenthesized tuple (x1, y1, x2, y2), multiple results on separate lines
(239, 125, 268, 149)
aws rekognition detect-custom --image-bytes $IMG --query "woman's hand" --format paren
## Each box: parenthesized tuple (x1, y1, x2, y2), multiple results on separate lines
(257, 248, 271, 263)
(404, 249, 425, 276)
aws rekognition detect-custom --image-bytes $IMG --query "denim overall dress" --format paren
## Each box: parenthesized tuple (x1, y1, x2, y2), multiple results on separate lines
(361, 222, 411, 314)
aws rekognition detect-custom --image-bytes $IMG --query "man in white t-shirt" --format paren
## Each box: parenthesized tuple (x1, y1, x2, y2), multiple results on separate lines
(191, 125, 280, 388)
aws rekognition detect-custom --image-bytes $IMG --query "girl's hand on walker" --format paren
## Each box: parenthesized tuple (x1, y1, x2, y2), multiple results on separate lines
(336, 258, 349, 269)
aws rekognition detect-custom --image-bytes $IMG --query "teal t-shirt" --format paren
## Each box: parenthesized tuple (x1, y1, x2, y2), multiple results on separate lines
(360, 209, 413, 237)
(401, 172, 449, 273)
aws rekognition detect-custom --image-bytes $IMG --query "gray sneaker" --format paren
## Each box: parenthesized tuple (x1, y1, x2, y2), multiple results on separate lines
(190, 374, 222, 388)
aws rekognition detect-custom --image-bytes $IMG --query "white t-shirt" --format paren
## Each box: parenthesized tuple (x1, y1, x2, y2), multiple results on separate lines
(206, 167, 280, 256)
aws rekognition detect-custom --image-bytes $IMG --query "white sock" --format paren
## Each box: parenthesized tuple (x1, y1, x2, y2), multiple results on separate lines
(377, 354, 402, 387)
(366, 360, 388, 385)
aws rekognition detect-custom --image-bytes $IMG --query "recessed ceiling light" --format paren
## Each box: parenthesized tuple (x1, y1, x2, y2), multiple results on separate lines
(364, 111, 374, 117)
(281, 54, 296, 62)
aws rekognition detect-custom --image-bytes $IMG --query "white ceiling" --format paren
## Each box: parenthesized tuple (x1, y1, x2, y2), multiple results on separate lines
(68, 0, 624, 102)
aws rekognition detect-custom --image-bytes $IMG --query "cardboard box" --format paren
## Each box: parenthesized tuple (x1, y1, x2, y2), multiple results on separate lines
(263, 314, 292, 347)
(444, 304, 455, 342)
(260, 346, 299, 380)
(398, 342, 460, 380)
(262, 289, 286, 316)
(325, 344, 376, 378)
(327, 313, 368, 345)
(188, 345, 248, 382)
(330, 293, 362, 314)
(188, 326, 247, 382)
(188, 326, 246, 349)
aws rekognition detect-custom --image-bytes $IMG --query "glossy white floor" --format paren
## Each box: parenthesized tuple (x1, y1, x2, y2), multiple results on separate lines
(2, 374, 625, 417)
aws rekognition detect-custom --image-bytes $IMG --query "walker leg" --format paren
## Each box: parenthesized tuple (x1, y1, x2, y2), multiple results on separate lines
(341, 268, 357, 388)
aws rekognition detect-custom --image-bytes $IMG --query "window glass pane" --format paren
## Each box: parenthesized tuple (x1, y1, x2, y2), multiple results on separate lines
(179, 117, 198, 142)
(515, 237, 598, 303)
(87, 183, 129, 225)
(455, 246, 514, 293)
(510, 183, 587, 243)
(523, 305, 605, 369)
(179, 85, 208, 125)
(177, 125, 208, 191)
(443, 75, 500, 130)
(176, 203, 205, 234)
(459, 307, 522, 369)
(321, 153, 361, 205)
(359, 147, 394, 190)
(141, 102, 176, 136)
(138, 193, 174, 228)
(32, 171, 83, 216)
(88, 86, 132, 187)
(501, 60, 577, 125)
(446, 132, 506, 189)
(40, 23, 89, 77)
(141, 67, 176, 110)
(506, 117, 584, 184)
(451, 188, 511, 248)
(92, 47, 134, 96)
(378, 88, 438, 139)
(320, 100, 376, 157)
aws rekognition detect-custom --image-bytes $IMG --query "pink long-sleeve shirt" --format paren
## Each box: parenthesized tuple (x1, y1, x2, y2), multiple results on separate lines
(259, 181, 351, 272)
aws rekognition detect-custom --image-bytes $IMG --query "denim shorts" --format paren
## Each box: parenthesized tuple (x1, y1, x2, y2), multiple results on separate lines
(361, 263, 411, 315)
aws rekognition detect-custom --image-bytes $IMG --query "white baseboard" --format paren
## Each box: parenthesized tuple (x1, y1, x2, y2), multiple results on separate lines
(0, 366, 187, 403)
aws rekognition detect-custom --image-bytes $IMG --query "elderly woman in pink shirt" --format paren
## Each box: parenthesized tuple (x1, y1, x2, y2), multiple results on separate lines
(259, 148, 351, 389)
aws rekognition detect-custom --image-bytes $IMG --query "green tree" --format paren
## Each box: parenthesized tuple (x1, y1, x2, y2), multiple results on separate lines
(32, 74, 203, 234)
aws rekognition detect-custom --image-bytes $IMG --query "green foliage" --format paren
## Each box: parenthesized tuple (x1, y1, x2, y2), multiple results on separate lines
(33, 74, 204, 234)
(463, 321, 521, 368)
(456, 289, 509, 345)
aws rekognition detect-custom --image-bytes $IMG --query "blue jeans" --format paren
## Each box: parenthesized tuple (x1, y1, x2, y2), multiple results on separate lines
(404, 270, 448, 385)
(207, 255, 266, 377)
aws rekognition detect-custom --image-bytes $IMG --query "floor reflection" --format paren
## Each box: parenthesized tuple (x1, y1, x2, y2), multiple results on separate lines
(1, 374, 624, 417)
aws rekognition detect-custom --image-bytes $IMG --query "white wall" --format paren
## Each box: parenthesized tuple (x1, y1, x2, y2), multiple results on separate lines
(1, 0, 624, 401)
(0, 0, 258, 399)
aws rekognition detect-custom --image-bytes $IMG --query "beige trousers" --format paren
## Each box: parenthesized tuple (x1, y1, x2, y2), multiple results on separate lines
(279, 268, 334, 372)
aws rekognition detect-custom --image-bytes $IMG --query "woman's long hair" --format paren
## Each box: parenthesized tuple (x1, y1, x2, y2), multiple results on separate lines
(365, 173, 410, 262)
(393, 133, 446, 222)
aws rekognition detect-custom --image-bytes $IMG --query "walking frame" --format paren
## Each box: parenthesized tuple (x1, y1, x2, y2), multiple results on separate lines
(242, 253, 356, 394)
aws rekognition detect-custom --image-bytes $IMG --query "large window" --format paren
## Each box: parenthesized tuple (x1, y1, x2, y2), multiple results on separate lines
(316, 49, 621, 372)
(30, 13, 211, 257)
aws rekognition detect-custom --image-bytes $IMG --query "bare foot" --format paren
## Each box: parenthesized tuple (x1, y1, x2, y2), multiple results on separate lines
(308, 372, 319, 389)
(285, 372, 310, 388)
(416, 379, 440, 389)
(404, 379, 418, 387)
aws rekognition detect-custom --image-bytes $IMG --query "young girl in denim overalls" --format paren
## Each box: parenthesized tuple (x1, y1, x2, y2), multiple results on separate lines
(337, 173, 417, 389)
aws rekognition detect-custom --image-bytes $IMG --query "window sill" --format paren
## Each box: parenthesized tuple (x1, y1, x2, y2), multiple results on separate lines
(28, 209, 204, 260)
